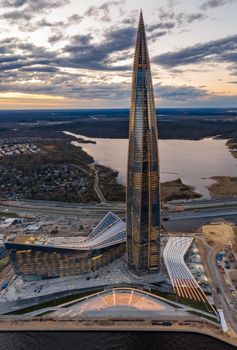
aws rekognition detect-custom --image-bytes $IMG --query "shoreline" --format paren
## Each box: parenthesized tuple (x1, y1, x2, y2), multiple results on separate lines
(161, 178, 202, 202)
(206, 138, 237, 198)
(1, 135, 237, 203)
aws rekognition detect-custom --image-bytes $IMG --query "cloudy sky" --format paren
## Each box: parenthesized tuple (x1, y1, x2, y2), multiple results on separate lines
(0, 0, 236, 109)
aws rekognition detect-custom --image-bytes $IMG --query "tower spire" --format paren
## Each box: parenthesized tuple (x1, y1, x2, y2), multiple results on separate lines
(139, 9, 143, 21)
(126, 12, 161, 274)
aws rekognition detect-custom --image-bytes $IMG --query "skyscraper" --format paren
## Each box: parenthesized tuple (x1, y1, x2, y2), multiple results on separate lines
(126, 10, 161, 274)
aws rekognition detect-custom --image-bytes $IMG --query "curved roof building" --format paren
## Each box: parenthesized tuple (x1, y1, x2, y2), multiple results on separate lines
(5, 212, 126, 280)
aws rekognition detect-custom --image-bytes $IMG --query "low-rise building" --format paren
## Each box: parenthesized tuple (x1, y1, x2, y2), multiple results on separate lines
(5, 212, 126, 280)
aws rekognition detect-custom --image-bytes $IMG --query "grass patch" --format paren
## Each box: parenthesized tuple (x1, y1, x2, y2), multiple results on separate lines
(0, 211, 19, 218)
(176, 297, 215, 314)
(147, 289, 182, 308)
(5, 288, 103, 315)
(148, 289, 215, 314)
(187, 310, 218, 323)
(35, 311, 53, 317)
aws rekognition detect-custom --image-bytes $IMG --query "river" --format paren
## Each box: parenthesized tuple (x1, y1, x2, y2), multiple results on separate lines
(0, 331, 236, 350)
(64, 132, 237, 199)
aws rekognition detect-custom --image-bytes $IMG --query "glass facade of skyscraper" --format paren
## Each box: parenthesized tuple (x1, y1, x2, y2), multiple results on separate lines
(126, 11, 161, 274)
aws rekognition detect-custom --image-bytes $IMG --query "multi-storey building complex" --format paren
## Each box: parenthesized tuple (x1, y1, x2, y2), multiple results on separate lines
(5, 212, 126, 280)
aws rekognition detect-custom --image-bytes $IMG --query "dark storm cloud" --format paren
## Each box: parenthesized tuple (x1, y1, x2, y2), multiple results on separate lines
(48, 33, 63, 44)
(85, 0, 124, 22)
(20, 66, 59, 72)
(147, 31, 168, 42)
(0, 34, 229, 104)
(66, 34, 93, 47)
(63, 26, 135, 70)
(35, 19, 65, 28)
(122, 17, 136, 26)
(0, 75, 130, 99)
(67, 14, 83, 23)
(0, 28, 135, 97)
(0, 59, 56, 71)
(153, 35, 237, 73)
(106, 26, 135, 50)
(186, 13, 206, 23)
(0, 56, 208, 101)
(29, 13, 83, 33)
(0, 11, 35, 31)
(0, 24, 135, 73)
(1, 0, 69, 10)
(3, 27, 236, 78)
(0, 68, 212, 103)
(147, 22, 175, 32)
(157, 7, 206, 26)
(1, 0, 26, 6)
(153, 0, 209, 35)
(0, 0, 70, 31)
(155, 84, 208, 101)
(200, 0, 234, 10)
(146, 21, 175, 42)
(1, 11, 82, 33)
(2, 10, 31, 21)
(35, 14, 83, 31)
(0, 55, 20, 63)
(175, 12, 207, 26)
(0, 36, 58, 73)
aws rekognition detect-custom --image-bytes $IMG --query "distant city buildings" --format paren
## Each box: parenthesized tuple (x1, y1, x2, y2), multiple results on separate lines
(126, 11, 161, 274)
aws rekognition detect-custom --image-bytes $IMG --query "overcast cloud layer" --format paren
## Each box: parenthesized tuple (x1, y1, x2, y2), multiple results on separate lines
(0, 0, 236, 108)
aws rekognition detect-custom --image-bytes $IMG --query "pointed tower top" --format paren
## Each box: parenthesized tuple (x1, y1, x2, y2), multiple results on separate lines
(138, 9, 144, 28)
(134, 9, 149, 67)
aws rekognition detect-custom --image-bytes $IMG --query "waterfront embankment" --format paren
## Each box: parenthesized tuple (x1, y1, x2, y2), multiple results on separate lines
(0, 319, 236, 347)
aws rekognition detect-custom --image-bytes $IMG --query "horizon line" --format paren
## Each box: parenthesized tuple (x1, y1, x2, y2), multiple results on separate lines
(0, 106, 237, 111)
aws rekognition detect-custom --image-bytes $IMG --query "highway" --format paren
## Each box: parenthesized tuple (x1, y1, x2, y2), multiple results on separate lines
(163, 208, 237, 221)
(0, 200, 125, 218)
(9, 197, 237, 207)
(171, 198, 237, 210)
(1, 198, 237, 231)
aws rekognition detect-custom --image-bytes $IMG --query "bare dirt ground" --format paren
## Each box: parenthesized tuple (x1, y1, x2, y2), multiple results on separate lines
(202, 222, 237, 247)
(229, 271, 237, 288)
(227, 139, 237, 159)
(208, 176, 237, 198)
(161, 178, 201, 202)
